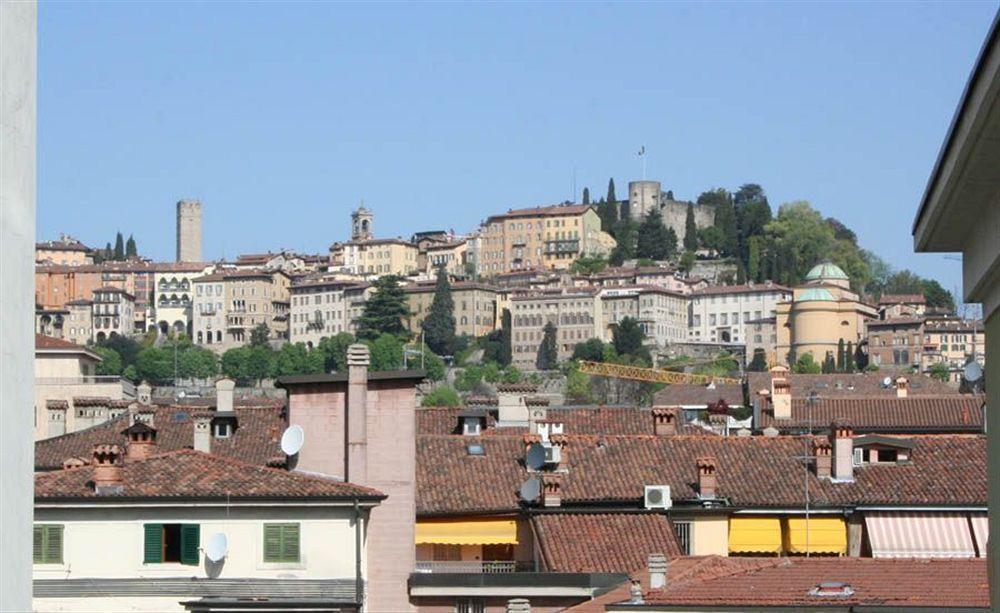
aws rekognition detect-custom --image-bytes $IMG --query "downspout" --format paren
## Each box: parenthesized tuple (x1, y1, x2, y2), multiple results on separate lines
(354, 498, 363, 611)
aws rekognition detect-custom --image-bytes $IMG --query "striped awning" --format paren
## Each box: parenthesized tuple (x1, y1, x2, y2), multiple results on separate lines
(865, 512, 975, 558)
(970, 514, 988, 557)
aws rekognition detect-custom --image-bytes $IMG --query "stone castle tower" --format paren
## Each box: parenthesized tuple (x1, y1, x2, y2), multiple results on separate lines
(627, 180, 715, 241)
(175, 199, 202, 263)
(351, 203, 373, 241)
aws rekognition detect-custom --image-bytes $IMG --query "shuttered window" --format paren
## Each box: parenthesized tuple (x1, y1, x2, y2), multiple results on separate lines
(143, 523, 200, 565)
(33, 524, 64, 564)
(263, 523, 300, 563)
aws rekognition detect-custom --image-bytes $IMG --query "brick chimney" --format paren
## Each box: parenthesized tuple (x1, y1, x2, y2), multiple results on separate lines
(772, 377, 791, 420)
(696, 456, 717, 500)
(894, 376, 909, 398)
(708, 412, 728, 436)
(652, 408, 679, 436)
(549, 434, 568, 470)
(216, 377, 235, 413)
(193, 413, 212, 453)
(648, 553, 668, 590)
(92, 444, 123, 492)
(831, 420, 854, 482)
(346, 344, 369, 484)
(813, 436, 832, 479)
(542, 473, 562, 507)
(123, 422, 157, 462)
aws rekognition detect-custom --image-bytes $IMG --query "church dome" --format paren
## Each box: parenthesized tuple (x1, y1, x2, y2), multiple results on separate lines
(794, 288, 836, 302)
(805, 261, 849, 282)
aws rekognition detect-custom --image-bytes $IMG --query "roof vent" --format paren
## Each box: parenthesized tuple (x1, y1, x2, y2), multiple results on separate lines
(809, 582, 855, 598)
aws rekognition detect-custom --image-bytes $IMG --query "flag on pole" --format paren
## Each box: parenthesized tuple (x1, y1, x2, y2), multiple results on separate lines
(638, 146, 645, 156)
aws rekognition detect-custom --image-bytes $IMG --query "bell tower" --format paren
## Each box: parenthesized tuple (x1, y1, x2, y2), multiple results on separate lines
(351, 201, 373, 241)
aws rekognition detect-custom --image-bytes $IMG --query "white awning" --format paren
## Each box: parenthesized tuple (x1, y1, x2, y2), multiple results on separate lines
(970, 513, 989, 557)
(865, 512, 975, 558)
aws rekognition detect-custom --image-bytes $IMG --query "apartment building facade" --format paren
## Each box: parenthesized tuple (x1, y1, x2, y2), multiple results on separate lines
(339, 238, 419, 277)
(404, 281, 499, 340)
(91, 287, 135, 341)
(867, 317, 925, 369)
(477, 204, 615, 276)
(599, 286, 689, 348)
(921, 316, 986, 381)
(192, 269, 291, 351)
(688, 281, 792, 345)
(289, 279, 374, 346)
(423, 240, 468, 277)
(510, 288, 602, 368)
(35, 236, 93, 266)
(151, 267, 211, 338)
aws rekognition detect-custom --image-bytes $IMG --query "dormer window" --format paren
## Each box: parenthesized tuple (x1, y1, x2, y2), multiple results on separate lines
(213, 421, 233, 438)
(852, 436, 913, 466)
(462, 417, 482, 436)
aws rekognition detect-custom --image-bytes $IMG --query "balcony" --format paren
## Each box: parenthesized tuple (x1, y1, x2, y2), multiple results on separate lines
(414, 561, 533, 574)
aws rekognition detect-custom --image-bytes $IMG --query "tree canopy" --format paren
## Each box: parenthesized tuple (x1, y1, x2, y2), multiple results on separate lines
(535, 322, 558, 370)
(636, 208, 677, 261)
(422, 266, 457, 356)
(356, 275, 410, 341)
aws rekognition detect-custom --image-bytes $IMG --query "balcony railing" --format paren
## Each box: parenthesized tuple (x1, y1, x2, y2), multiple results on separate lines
(413, 561, 534, 574)
(36, 375, 125, 386)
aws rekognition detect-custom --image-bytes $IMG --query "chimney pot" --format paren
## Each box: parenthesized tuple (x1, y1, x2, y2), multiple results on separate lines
(771, 377, 791, 420)
(193, 414, 212, 453)
(136, 381, 152, 405)
(92, 444, 124, 492)
(831, 420, 854, 482)
(215, 377, 235, 413)
(652, 407, 679, 436)
(894, 376, 909, 398)
(813, 436, 832, 479)
(541, 473, 563, 507)
(506, 598, 531, 613)
(123, 423, 158, 462)
(648, 553, 668, 590)
(696, 456, 717, 500)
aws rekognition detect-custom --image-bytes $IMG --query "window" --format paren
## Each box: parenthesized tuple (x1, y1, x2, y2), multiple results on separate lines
(144, 523, 200, 565)
(673, 521, 692, 555)
(33, 524, 63, 564)
(263, 523, 300, 563)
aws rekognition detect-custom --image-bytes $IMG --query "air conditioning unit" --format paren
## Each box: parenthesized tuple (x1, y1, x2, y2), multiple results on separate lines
(644, 485, 672, 510)
(543, 443, 561, 465)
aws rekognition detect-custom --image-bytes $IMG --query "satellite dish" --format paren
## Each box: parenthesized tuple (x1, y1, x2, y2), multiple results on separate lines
(525, 442, 546, 471)
(964, 361, 983, 383)
(519, 477, 541, 503)
(281, 425, 304, 456)
(204, 533, 228, 562)
(178, 391, 186, 398)
(882, 376, 892, 388)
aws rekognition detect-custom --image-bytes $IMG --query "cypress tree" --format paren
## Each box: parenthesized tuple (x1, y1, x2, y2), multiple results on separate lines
(536, 322, 558, 371)
(747, 348, 768, 372)
(822, 352, 836, 373)
(356, 275, 411, 341)
(422, 266, 457, 356)
(854, 343, 868, 370)
(608, 219, 637, 266)
(845, 341, 855, 373)
(836, 338, 846, 372)
(683, 203, 698, 251)
(499, 308, 512, 366)
(596, 197, 617, 233)
(113, 232, 125, 260)
(606, 178, 617, 205)
(104, 242, 113, 261)
(582, 187, 590, 205)
(125, 234, 137, 258)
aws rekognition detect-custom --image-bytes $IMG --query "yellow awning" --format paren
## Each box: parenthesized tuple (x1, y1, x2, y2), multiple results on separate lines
(729, 517, 782, 554)
(416, 518, 518, 545)
(785, 517, 847, 555)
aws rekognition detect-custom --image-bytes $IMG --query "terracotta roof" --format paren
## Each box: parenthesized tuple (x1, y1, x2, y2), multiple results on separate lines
(624, 557, 988, 610)
(35, 402, 286, 471)
(35, 333, 88, 351)
(37, 240, 91, 252)
(533, 513, 682, 573)
(759, 395, 985, 433)
(867, 316, 924, 327)
(417, 406, 690, 436)
(46, 399, 69, 410)
(746, 371, 958, 398)
(36, 262, 209, 273)
(416, 434, 986, 514)
(691, 283, 790, 296)
(879, 293, 927, 305)
(72, 396, 111, 407)
(35, 449, 382, 501)
(653, 383, 745, 407)
(486, 204, 593, 222)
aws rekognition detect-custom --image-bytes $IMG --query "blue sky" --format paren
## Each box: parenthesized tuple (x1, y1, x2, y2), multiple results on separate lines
(39, 2, 997, 293)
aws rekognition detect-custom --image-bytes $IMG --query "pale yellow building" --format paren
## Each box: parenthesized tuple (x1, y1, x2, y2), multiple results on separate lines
(191, 269, 291, 351)
(404, 281, 500, 340)
(775, 262, 878, 366)
(477, 204, 615, 276)
(341, 238, 419, 277)
(423, 239, 469, 277)
(510, 288, 602, 369)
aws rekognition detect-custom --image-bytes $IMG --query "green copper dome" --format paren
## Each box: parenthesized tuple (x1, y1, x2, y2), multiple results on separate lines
(805, 261, 849, 281)
(795, 288, 836, 302)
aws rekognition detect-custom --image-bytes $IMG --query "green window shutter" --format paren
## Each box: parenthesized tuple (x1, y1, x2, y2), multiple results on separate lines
(180, 524, 201, 566)
(45, 525, 64, 564)
(144, 524, 163, 564)
(33, 525, 44, 564)
(263, 523, 300, 563)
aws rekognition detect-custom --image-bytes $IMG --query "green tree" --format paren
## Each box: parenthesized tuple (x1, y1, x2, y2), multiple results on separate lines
(454, 364, 484, 392)
(221, 346, 251, 383)
(501, 364, 522, 383)
(679, 250, 696, 274)
(836, 338, 846, 372)
(921, 279, 956, 312)
(793, 352, 822, 374)
(135, 346, 174, 384)
(113, 232, 125, 261)
(596, 197, 617, 233)
(747, 348, 768, 372)
(854, 344, 869, 371)
(683, 203, 698, 251)
(571, 338, 607, 362)
(367, 333, 404, 371)
(636, 208, 676, 261)
(608, 219, 637, 266)
(419, 351, 446, 381)
(845, 341, 855, 373)
(177, 346, 218, 379)
(612, 316, 645, 357)
(356, 275, 410, 341)
(422, 266, 457, 356)
(250, 323, 271, 347)
(928, 362, 950, 383)
(125, 234, 137, 258)
(536, 322, 558, 371)
(746, 236, 763, 282)
(246, 345, 275, 383)
(421, 385, 462, 407)
(482, 308, 513, 366)
(564, 364, 593, 404)
(97, 335, 141, 370)
(571, 255, 608, 275)
(318, 333, 355, 373)
(606, 178, 617, 208)
(700, 188, 737, 257)
(273, 343, 313, 377)
(822, 351, 836, 374)
(482, 361, 502, 383)
(582, 187, 590, 205)
(93, 346, 123, 376)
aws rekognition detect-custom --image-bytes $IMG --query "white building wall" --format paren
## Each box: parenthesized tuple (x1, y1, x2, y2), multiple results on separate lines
(688, 288, 791, 344)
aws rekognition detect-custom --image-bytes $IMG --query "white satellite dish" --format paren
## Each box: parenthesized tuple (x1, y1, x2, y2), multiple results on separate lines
(204, 533, 228, 562)
(280, 425, 304, 456)
(882, 376, 892, 388)
(964, 361, 984, 383)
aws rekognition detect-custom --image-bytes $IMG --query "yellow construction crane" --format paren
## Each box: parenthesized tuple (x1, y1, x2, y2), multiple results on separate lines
(577, 360, 741, 385)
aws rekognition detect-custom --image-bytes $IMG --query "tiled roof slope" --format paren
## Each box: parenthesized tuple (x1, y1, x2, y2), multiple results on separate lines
(35, 333, 91, 352)
(628, 557, 988, 609)
(416, 434, 986, 514)
(746, 371, 957, 397)
(652, 383, 745, 407)
(532, 513, 682, 573)
(36, 449, 382, 500)
(759, 396, 985, 433)
(416, 406, 716, 436)
(35, 403, 285, 470)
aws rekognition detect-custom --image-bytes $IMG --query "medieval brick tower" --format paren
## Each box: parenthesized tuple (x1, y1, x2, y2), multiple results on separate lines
(176, 199, 202, 263)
